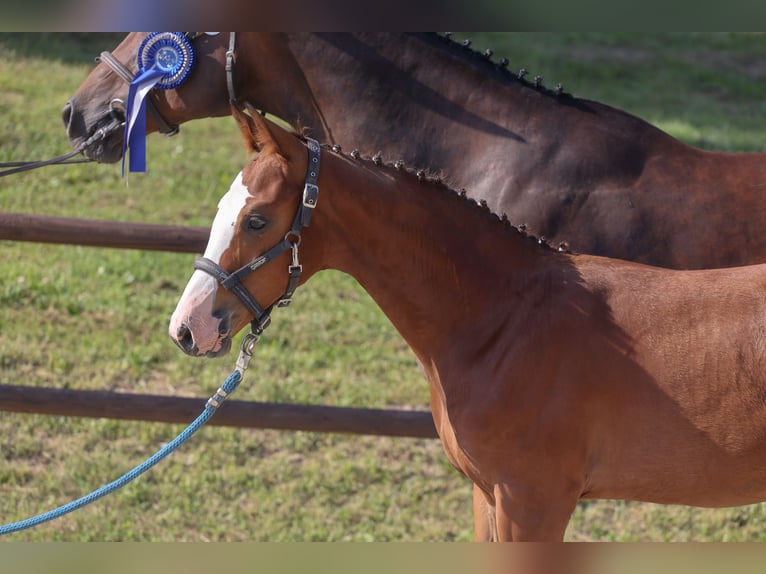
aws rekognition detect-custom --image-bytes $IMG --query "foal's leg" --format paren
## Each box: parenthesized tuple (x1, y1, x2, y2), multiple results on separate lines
(493, 483, 578, 541)
(472, 484, 497, 541)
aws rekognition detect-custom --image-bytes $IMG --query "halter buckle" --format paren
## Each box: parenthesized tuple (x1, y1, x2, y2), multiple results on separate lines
(303, 183, 319, 208)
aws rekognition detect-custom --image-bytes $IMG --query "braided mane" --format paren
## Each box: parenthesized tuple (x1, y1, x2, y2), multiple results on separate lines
(420, 32, 572, 100)
(314, 141, 571, 255)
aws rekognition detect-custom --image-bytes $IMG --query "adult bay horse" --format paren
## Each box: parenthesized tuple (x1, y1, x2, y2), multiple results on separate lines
(65, 33, 766, 270)
(170, 106, 766, 541)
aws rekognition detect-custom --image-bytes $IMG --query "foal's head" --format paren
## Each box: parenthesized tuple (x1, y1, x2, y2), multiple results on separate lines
(169, 107, 310, 357)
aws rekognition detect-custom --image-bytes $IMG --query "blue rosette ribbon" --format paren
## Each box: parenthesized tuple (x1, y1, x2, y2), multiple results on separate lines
(123, 32, 195, 174)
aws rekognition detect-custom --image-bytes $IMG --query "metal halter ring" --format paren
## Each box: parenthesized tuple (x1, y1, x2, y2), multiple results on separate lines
(285, 231, 302, 246)
(109, 98, 125, 113)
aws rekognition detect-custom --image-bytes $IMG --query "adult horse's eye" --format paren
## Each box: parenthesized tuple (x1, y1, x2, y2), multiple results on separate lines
(247, 214, 268, 231)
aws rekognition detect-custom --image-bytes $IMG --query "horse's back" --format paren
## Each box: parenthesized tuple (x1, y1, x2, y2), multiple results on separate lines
(566, 257, 766, 505)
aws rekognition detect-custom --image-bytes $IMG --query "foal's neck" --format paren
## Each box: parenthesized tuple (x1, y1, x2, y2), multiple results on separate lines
(309, 153, 561, 362)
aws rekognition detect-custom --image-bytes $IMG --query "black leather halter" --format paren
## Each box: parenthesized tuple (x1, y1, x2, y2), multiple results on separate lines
(194, 138, 321, 336)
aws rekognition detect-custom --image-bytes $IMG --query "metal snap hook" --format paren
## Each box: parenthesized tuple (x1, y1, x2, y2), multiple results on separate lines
(290, 242, 301, 269)
(241, 332, 259, 355)
(235, 332, 259, 373)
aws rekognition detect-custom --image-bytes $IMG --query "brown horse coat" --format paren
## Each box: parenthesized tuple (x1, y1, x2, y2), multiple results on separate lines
(169, 108, 766, 540)
(66, 33, 766, 269)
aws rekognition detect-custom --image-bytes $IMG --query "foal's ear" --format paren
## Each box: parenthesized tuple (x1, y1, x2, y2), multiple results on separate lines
(231, 103, 278, 156)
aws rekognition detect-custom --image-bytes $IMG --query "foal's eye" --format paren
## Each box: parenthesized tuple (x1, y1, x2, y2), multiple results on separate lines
(247, 215, 268, 231)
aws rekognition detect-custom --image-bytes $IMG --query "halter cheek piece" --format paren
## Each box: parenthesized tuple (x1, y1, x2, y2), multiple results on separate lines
(193, 138, 321, 336)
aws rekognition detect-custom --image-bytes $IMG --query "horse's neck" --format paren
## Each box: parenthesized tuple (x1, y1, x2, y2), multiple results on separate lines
(272, 33, 518, 156)
(308, 154, 559, 363)
(242, 34, 668, 203)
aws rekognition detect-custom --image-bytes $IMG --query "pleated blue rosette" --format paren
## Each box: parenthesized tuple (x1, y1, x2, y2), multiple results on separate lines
(123, 32, 195, 174)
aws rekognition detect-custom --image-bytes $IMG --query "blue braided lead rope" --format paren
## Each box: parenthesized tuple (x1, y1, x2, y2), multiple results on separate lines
(0, 367, 245, 536)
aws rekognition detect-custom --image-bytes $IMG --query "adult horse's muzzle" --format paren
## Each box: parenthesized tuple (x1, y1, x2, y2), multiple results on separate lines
(61, 98, 125, 164)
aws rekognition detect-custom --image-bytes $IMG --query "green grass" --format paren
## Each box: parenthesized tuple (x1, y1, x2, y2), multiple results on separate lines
(2, 33, 766, 541)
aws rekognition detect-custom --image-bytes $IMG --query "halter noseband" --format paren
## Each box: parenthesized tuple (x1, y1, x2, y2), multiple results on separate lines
(193, 138, 321, 336)
(97, 32, 239, 137)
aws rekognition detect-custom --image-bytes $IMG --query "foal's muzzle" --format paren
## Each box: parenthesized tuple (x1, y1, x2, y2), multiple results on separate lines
(173, 319, 232, 358)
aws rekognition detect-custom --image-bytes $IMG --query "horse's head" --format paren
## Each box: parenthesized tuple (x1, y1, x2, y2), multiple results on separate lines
(169, 106, 314, 358)
(63, 32, 232, 164)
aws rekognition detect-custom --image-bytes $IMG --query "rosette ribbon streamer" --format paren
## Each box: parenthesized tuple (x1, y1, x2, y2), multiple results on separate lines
(122, 66, 166, 174)
(122, 32, 195, 174)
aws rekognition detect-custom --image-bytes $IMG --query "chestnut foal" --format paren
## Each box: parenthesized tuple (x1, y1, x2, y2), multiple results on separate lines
(170, 107, 766, 540)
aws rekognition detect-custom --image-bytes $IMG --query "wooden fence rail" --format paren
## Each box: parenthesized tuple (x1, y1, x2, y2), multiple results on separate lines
(0, 385, 438, 439)
(1, 211, 438, 439)
(0, 212, 209, 253)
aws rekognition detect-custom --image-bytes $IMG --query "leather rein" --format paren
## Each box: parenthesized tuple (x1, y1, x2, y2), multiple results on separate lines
(193, 137, 321, 337)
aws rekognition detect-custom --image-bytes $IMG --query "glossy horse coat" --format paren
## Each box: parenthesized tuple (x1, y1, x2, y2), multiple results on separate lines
(66, 33, 766, 270)
(170, 108, 766, 540)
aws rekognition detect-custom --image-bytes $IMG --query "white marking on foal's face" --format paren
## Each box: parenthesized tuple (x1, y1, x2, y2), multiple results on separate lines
(168, 172, 251, 355)
(203, 171, 251, 263)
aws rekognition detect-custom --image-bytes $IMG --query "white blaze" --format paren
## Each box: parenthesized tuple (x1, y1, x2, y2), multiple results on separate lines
(202, 172, 251, 263)
(169, 172, 251, 354)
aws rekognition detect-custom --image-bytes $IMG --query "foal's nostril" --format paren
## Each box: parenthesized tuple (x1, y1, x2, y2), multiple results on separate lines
(175, 322, 197, 354)
(217, 314, 230, 336)
(61, 101, 73, 131)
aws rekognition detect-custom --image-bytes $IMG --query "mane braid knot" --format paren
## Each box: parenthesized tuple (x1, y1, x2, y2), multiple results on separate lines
(433, 33, 570, 98)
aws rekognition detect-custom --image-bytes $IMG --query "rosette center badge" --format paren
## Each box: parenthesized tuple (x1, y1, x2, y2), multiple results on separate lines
(138, 32, 195, 90)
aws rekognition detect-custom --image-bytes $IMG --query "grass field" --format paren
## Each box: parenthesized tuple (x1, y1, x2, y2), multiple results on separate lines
(2, 33, 766, 541)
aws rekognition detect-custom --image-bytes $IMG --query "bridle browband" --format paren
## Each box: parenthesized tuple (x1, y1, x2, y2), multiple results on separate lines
(97, 32, 239, 137)
(193, 137, 321, 336)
